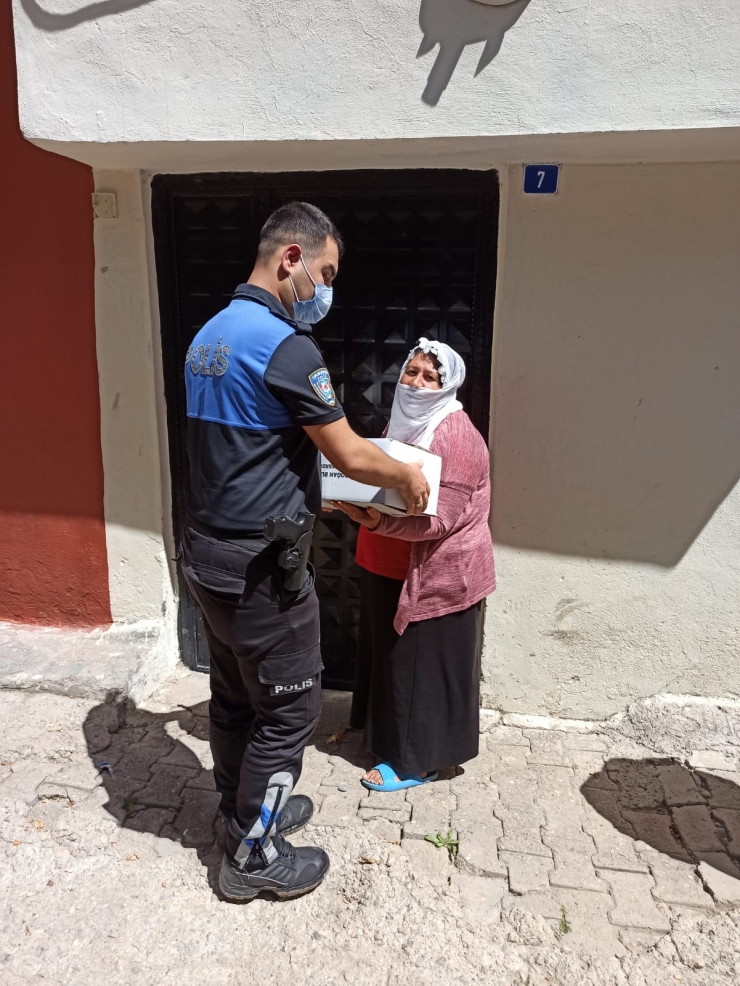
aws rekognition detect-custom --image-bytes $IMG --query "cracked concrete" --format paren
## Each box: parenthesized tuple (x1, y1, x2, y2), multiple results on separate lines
(2, 672, 740, 985)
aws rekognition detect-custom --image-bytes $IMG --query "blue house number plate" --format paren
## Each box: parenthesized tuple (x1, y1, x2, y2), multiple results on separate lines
(524, 164, 560, 195)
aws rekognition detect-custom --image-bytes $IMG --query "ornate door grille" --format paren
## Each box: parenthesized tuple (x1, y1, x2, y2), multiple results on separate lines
(152, 171, 498, 688)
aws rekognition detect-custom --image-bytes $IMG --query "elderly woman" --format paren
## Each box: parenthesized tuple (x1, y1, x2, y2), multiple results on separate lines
(334, 339, 495, 792)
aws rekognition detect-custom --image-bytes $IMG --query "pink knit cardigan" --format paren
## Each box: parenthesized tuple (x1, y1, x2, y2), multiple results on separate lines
(374, 410, 496, 634)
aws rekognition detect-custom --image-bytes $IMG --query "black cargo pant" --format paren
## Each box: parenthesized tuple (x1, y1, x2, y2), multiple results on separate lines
(180, 526, 322, 845)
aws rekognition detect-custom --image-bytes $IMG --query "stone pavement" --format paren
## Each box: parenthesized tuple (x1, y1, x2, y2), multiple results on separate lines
(2, 671, 740, 986)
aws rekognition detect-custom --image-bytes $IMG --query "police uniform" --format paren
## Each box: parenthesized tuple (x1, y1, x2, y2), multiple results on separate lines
(181, 283, 343, 853)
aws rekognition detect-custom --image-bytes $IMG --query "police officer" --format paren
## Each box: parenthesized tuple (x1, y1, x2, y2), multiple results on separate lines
(181, 202, 429, 902)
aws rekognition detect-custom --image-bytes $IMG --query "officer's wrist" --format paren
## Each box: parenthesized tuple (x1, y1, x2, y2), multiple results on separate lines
(398, 463, 418, 492)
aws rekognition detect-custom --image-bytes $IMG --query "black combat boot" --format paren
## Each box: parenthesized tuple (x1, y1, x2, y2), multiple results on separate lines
(219, 817, 329, 902)
(214, 794, 314, 850)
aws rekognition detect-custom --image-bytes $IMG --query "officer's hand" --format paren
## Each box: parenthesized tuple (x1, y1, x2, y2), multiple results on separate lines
(400, 462, 430, 516)
(331, 502, 382, 530)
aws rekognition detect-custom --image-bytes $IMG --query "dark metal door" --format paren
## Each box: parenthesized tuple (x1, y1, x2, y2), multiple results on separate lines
(152, 170, 499, 688)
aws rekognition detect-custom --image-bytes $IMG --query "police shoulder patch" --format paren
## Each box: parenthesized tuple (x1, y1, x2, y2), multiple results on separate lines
(308, 367, 336, 407)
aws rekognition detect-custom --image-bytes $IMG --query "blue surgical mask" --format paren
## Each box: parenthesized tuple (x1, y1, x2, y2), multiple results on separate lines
(289, 256, 333, 323)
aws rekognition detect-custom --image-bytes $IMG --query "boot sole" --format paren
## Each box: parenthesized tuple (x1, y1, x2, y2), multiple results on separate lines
(219, 864, 329, 903)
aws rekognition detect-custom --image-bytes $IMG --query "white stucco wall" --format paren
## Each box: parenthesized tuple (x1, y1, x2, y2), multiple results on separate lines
(88, 155, 740, 714)
(88, 156, 740, 715)
(13, 4, 740, 708)
(12, 0, 740, 154)
(483, 161, 740, 720)
(93, 169, 174, 626)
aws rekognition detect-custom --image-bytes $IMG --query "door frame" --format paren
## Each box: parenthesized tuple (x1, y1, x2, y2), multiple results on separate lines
(151, 169, 500, 674)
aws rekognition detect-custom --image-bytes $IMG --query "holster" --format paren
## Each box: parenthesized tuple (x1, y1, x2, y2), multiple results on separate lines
(264, 513, 315, 597)
(278, 531, 313, 593)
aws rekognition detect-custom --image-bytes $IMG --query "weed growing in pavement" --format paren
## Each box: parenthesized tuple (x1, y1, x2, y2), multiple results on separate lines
(558, 906, 572, 935)
(425, 830, 459, 861)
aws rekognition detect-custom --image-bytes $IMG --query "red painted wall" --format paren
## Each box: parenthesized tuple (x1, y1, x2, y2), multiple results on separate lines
(0, 7, 111, 627)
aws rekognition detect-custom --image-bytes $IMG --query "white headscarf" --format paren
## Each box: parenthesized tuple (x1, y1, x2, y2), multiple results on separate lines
(387, 338, 466, 449)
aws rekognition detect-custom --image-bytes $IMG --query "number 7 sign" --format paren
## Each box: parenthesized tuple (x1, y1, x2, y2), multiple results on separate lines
(523, 165, 560, 195)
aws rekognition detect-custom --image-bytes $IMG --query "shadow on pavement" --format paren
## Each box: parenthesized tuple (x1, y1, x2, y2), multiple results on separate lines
(82, 689, 374, 896)
(82, 694, 225, 892)
(582, 757, 740, 878)
(310, 690, 373, 771)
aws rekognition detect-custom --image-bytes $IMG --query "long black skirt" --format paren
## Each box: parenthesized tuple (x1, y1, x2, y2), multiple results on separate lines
(350, 569, 481, 776)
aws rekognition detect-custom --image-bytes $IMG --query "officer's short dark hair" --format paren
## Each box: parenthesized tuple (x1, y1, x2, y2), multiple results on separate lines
(258, 202, 344, 261)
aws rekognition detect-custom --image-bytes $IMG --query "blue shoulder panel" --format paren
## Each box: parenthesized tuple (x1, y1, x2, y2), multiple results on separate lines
(184, 299, 293, 431)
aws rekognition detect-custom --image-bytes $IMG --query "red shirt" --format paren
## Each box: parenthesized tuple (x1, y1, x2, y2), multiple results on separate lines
(355, 525, 411, 582)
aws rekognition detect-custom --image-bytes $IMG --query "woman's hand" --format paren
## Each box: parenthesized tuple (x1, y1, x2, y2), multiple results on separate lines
(331, 502, 382, 531)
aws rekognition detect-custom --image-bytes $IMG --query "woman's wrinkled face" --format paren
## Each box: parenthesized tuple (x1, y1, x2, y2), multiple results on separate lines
(401, 352, 442, 390)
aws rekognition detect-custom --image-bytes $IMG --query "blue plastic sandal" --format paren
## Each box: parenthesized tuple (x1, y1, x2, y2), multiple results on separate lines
(361, 763, 439, 792)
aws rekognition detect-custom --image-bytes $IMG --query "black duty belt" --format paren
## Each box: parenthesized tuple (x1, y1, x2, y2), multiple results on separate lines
(185, 517, 270, 550)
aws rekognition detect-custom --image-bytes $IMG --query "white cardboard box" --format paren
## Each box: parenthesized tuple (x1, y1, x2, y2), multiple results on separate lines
(321, 439, 442, 517)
